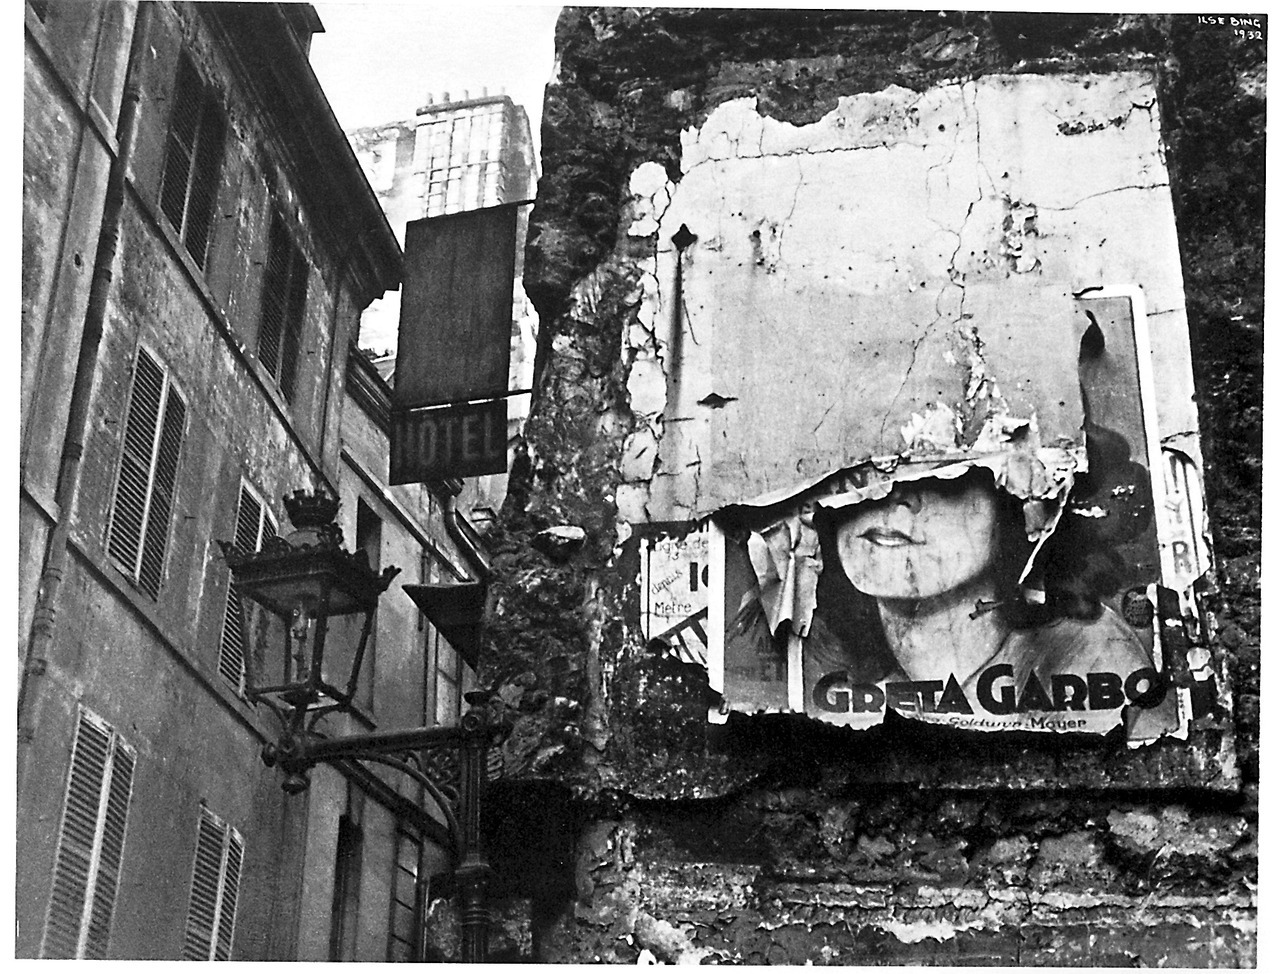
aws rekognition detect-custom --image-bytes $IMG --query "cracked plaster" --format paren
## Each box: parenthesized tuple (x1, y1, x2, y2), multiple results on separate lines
(617, 71, 1198, 524)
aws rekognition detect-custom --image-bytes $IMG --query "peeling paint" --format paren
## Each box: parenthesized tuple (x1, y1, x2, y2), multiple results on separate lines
(882, 917, 970, 943)
(621, 73, 1191, 521)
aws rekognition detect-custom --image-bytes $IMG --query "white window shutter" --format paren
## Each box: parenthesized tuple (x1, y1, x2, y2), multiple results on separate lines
(138, 383, 185, 597)
(108, 348, 186, 599)
(41, 708, 136, 959)
(82, 743, 134, 957)
(183, 807, 244, 961)
(218, 488, 261, 689)
(218, 487, 276, 692)
(215, 832, 244, 960)
(107, 349, 165, 576)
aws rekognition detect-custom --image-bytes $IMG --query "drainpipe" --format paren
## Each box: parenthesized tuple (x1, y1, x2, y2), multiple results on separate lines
(438, 478, 491, 581)
(437, 481, 494, 957)
(19, 2, 154, 751)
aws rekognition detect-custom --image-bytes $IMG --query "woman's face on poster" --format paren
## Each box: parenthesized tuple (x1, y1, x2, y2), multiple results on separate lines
(835, 476, 1003, 601)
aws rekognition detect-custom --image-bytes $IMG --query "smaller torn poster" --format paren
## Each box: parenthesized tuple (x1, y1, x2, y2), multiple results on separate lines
(638, 522, 711, 667)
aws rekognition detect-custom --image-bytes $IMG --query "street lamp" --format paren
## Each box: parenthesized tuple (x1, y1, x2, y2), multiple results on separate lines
(220, 488, 508, 962)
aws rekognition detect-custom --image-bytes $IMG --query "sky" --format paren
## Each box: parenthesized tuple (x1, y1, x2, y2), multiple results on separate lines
(308, 2, 562, 151)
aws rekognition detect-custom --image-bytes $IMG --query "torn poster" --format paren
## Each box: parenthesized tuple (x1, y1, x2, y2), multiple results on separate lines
(705, 290, 1210, 744)
(637, 522, 711, 667)
(623, 75, 1218, 744)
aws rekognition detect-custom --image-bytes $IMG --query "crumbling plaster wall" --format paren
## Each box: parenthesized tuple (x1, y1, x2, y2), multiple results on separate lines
(618, 71, 1195, 521)
(477, 10, 1259, 964)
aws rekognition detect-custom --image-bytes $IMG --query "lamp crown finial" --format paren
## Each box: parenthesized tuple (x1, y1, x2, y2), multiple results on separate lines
(284, 489, 340, 529)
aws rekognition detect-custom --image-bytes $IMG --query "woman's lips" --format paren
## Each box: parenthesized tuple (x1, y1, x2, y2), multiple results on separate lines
(860, 527, 917, 547)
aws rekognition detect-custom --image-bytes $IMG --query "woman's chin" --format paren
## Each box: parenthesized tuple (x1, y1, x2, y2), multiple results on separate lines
(850, 574, 994, 606)
(850, 579, 933, 602)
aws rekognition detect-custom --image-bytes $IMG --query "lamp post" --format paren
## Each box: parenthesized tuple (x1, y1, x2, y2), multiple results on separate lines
(220, 489, 507, 963)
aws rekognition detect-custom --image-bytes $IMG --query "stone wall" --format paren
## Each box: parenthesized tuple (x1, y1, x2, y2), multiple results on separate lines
(477, 10, 1261, 964)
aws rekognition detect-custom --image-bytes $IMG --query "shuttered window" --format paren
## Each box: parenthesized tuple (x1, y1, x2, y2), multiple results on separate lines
(41, 708, 136, 959)
(107, 347, 186, 599)
(218, 485, 277, 692)
(159, 52, 225, 268)
(258, 215, 309, 402)
(182, 807, 244, 961)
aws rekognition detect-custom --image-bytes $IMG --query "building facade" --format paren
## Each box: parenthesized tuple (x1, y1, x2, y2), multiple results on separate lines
(20, 1, 481, 960)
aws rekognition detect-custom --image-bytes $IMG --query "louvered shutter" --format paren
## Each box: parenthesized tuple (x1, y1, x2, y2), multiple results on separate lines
(258, 216, 308, 402)
(82, 744, 134, 958)
(258, 217, 290, 386)
(248, 511, 278, 685)
(258, 218, 287, 383)
(279, 249, 308, 402)
(41, 709, 135, 959)
(386, 828, 425, 961)
(215, 834, 244, 960)
(182, 813, 221, 960)
(107, 350, 164, 575)
(137, 383, 185, 597)
(158, 52, 224, 269)
(217, 490, 258, 688)
(159, 55, 201, 236)
(218, 487, 276, 691)
(108, 348, 186, 599)
(183, 808, 244, 961)
(183, 99, 225, 267)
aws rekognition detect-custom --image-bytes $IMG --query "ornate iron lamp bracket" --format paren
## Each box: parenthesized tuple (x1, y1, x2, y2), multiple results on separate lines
(262, 693, 511, 962)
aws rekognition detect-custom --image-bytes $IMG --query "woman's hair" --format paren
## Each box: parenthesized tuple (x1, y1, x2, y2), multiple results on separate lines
(1022, 420, 1154, 622)
(811, 424, 1153, 682)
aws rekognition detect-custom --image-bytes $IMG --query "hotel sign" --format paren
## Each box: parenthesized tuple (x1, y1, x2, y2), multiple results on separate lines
(389, 398, 507, 484)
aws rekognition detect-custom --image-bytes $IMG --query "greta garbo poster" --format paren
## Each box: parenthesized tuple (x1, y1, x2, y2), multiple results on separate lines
(707, 288, 1211, 743)
(620, 72, 1220, 745)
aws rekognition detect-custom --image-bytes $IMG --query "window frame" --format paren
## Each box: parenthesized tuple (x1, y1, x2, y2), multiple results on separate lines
(420, 104, 504, 217)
